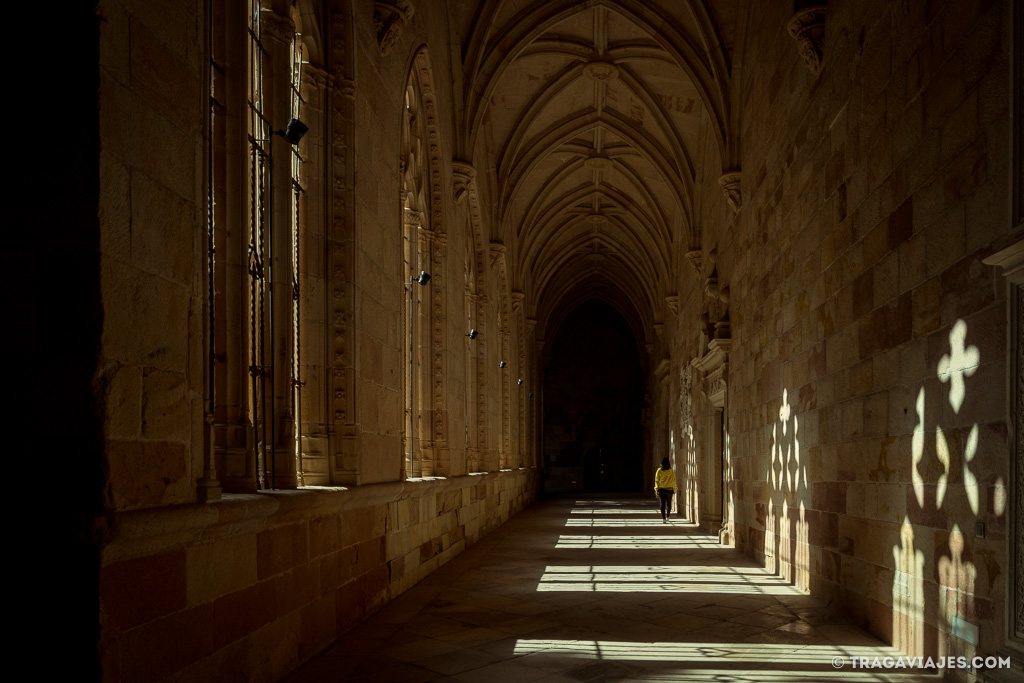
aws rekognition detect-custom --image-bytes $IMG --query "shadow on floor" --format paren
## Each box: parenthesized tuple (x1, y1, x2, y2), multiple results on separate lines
(286, 496, 940, 682)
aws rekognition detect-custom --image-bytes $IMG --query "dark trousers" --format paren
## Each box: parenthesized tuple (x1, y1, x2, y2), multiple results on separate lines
(658, 489, 674, 518)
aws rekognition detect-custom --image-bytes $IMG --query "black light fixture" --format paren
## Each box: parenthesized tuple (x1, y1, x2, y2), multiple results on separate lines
(517, 378, 523, 386)
(467, 329, 478, 339)
(529, 392, 535, 398)
(275, 117, 309, 145)
(410, 271, 431, 286)
(498, 361, 506, 368)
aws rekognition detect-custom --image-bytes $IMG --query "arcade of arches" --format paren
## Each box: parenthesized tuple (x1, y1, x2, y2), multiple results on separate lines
(46, 0, 1024, 680)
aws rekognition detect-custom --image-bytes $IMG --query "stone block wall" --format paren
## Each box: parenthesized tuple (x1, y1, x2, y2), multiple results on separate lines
(659, 0, 1016, 671)
(98, 470, 538, 682)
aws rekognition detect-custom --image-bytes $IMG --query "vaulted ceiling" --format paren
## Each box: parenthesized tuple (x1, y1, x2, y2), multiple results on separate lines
(458, 0, 744, 349)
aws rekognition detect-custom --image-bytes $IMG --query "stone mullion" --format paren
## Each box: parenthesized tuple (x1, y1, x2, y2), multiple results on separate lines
(325, 8, 357, 485)
(261, 9, 298, 489)
(216, 0, 256, 492)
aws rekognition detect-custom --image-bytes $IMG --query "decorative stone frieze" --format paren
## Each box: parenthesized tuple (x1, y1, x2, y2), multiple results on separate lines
(373, 0, 414, 56)
(787, 6, 827, 76)
(582, 61, 619, 82)
(718, 172, 742, 213)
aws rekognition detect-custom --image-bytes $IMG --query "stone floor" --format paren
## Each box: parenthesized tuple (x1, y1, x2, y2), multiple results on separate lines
(286, 496, 939, 682)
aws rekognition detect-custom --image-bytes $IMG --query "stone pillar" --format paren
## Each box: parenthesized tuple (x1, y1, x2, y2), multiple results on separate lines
(214, 0, 256, 493)
(430, 231, 449, 475)
(325, 8, 357, 484)
(476, 294, 490, 471)
(261, 9, 298, 489)
(693, 339, 730, 540)
(983, 241, 1024, 668)
(414, 225, 434, 476)
(296, 63, 331, 486)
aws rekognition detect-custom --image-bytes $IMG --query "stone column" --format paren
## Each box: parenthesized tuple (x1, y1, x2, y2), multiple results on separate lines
(325, 6, 357, 484)
(214, 0, 256, 493)
(296, 63, 331, 485)
(983, 241, 1024, 666)
(261, 9, 298, 489)
(430, 231, 449, 475)
(414, 225, 434, 476)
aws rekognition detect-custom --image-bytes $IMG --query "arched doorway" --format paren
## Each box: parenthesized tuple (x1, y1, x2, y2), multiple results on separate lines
(542, 300, 643, 494)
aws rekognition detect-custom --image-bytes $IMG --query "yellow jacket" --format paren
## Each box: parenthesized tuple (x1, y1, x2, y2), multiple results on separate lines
(654, 467, 676, 491)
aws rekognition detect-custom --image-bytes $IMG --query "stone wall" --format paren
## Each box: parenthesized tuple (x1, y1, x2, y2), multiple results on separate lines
(660, 0, 1015, 672)
(98, 470, 538, 682)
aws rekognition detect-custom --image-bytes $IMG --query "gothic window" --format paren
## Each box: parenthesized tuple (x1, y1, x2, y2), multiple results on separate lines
(401, 76, 429, 478)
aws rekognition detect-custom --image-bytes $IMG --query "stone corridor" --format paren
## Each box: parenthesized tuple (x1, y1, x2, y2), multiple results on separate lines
(286, 497, 937, 682)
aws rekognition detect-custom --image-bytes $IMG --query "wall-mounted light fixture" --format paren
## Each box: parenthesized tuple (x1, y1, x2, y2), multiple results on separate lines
(274, 117, 309, 145)
(498, 360, 506, 368)
(467, 328, 478, 339)
(517, 378, 523, 386)
(410, 270, 431, 286)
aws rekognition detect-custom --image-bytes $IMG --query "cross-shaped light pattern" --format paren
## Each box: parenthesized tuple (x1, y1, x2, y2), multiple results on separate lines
(937, 319, 979, 414)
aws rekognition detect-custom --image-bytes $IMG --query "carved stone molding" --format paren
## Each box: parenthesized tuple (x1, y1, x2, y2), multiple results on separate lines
(373, 0, 414, 56)
(489, 241, 506, 267)
(685, 249, 703, 276)
(788, 6, 827, 76)
(526, 317, 537, 335)
(665, 295, 679, 315)
(584, 155, 613, 171)
(452, 160, 475, 203)
(303, 64, 332, 92)
(718, 172, 742, 213)
(653, 322, 664, 339)
(404, 209, 424, 228)
(693, 339, 731, 409)
(336, 78, 356, 99)
(583, 61, 619, 82)
(511, 290, 524, 314)
(260, 11, 295, 45)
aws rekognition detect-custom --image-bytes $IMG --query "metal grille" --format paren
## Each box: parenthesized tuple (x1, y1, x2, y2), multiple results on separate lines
(248, 1, 271, 488)
(290, 35, 306, 484)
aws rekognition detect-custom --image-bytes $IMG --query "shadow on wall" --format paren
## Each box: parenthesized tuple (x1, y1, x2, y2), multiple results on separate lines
(892, 318, 1007, 662)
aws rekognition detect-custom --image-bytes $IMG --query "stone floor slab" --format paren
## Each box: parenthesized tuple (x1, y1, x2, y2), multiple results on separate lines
(285, 496, 940, 682)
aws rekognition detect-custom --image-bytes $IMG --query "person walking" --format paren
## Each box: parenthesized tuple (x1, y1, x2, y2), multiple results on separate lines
(654, 457, 676, 523)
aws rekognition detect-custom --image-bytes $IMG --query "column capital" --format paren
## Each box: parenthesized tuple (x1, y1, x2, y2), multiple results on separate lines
(718, 171, 742, 213)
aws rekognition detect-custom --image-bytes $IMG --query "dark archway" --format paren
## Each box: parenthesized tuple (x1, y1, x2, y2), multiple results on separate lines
(542, 300, 644, 494)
